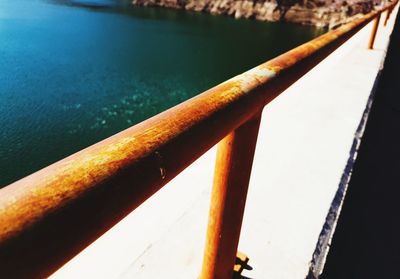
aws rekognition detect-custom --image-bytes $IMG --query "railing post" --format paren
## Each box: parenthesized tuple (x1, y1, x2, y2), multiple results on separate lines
(384, 7, 392, 26)
(368, 14, 381, 49)
(200, 111, 262, 279)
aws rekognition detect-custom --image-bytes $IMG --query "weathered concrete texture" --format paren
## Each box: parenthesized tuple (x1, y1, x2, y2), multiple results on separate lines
(321, 9, 400, 279)
(132, 0, 386, 27)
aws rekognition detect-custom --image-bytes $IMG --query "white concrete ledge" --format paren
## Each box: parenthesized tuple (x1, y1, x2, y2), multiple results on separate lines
(51, 7, 398, 279)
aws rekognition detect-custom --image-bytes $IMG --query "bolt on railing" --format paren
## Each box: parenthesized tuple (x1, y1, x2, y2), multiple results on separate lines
(0, 1, 397, 278)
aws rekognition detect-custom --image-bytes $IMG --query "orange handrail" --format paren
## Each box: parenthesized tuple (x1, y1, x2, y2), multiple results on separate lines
(0, 1, 397, 277)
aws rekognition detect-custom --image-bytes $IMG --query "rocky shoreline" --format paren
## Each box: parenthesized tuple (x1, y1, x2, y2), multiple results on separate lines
(132, 0, 385, 28)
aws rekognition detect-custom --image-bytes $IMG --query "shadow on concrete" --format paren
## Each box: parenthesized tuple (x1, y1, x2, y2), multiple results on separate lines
(320, 9, 400, 279)
(233, 273, 253, 279)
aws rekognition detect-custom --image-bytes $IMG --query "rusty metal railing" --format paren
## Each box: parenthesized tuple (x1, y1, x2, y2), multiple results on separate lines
(0, 2, 397, 278)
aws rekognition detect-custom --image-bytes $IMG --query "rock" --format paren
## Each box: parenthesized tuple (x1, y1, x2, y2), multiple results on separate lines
(131, 0, 388, 28)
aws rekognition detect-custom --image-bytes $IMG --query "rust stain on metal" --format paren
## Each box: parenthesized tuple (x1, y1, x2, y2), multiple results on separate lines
(0, 79, 251, 246)
(155, 151, 166, 179)
(200, 112, 262, 279)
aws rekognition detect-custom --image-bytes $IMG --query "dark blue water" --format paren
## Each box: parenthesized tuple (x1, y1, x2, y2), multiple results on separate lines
(0, 0, 325, 187)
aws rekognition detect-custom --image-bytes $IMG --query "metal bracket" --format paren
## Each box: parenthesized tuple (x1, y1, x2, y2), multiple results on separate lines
(233, 251, 250, 276)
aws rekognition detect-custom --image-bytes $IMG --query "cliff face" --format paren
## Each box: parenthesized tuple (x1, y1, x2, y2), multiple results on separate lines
(132, 0, 384, 28)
